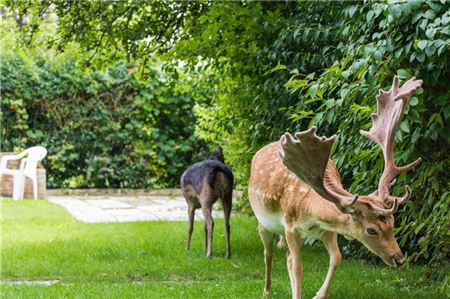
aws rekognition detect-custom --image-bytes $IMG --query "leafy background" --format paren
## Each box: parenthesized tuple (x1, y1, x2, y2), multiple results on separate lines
(1, 1, 449, 267)
(1, 20, 206, 188)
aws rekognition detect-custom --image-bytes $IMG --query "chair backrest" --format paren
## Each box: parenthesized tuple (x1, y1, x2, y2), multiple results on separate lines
(22, 146, 47, 175)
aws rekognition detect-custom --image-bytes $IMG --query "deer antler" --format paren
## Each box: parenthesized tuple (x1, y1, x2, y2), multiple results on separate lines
(360, 76, 423, 205)
(280, 127, 401, 216)
(280, 127, 358, 210)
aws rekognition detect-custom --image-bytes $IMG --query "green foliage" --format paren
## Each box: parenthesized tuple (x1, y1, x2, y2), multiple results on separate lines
(0, 50, 204, 188)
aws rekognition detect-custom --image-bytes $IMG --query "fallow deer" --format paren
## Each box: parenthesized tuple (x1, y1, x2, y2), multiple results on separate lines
(181, 146, 233, 258)
(249, 76, 423, 299)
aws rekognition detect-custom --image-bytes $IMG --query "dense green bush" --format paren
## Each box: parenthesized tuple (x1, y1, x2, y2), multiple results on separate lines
(0, 51, 205, 188)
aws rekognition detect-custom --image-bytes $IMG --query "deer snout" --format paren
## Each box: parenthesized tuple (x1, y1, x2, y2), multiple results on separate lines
(391, 252, 405, 267)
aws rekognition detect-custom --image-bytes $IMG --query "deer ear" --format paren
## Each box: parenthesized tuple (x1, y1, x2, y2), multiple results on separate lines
(215, 146, 223, 154)
(342, 205, 361, 217)
(342, 200, 374, 218)
(200, 148, 209, 158)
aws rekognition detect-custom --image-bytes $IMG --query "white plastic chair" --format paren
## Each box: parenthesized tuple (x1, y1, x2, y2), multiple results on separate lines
(0, 146, 47, 200)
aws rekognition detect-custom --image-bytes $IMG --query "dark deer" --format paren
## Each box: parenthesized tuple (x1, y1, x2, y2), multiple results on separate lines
(180, 146, 233, 258)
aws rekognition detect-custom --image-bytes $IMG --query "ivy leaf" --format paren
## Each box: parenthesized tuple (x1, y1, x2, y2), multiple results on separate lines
(409, 97, 419, 106)
(400, 121, 410, 133)
(423, 9, 436, 20)
(427, 113, 444, 127)
(367, 10, 375, 23)
(417, 40, 427, 50)
(416, 52, 426, 62)
(284, 79, 308, 91)
(306, 84, 318, 99)
(348, 5, 357, 18)
(309, 111, 324, 127)
(265, 64, 286, 75)
(407, 109, 421, 123)
(444, 105, 450, 120)
(397, 69, 412, 79)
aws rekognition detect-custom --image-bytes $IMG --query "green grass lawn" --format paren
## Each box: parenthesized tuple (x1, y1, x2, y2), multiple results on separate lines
(1, 199, 448, 298)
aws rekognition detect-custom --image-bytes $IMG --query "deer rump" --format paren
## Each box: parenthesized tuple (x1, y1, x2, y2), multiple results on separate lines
(180, 160, 233, 207)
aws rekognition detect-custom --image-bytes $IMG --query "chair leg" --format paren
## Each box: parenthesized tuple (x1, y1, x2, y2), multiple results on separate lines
(19, 175, 26, 200)
(12, 173, 19, 200)
(13, 174, 25, 200)
(32, 176, 38, 199)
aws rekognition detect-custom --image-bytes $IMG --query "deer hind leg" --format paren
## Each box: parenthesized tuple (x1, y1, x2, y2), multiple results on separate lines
(258, 224, 274, 296)
(201, 202, 214, 258)
(313, 232, 341, 299)
(285, 226, 303, 299)
(186, 202, 196, 252)
(221, 193, 232, 258)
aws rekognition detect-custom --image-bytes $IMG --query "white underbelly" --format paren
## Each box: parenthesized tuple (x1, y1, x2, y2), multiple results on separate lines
(255, 211, 285, 234)
(249, 188, 328, 239)
(249, 188, 285, 234)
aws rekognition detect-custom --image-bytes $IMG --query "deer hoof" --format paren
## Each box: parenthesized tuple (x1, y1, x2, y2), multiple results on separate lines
(312, 293, 327, 299)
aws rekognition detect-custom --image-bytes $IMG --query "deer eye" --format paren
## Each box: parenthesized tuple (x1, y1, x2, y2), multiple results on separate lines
(367, 228, 378, 236)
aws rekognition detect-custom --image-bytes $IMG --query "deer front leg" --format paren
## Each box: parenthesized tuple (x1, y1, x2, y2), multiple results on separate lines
(202, 204, 214, 258)
(258, 224, 274, 296)
(285, 225, 303, 299)
(313, 232, 341, 299)
(286, 250, 295, 295)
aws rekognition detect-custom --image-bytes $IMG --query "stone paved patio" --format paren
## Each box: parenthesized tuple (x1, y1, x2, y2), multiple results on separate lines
(48, 196, 224, 223)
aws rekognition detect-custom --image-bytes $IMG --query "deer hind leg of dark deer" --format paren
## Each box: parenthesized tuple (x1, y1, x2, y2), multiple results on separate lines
(285, 226, 304, 299)
(221, 194, 232, 258)
(258, 224, 274, 296)
(201, 202, 214, 258)
(186, 202, 196, 252)
(313, 232, 342, 299)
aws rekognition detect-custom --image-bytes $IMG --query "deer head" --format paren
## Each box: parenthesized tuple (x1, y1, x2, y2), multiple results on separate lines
(207, 146, 225, 163)
(280, 76, 423, 267)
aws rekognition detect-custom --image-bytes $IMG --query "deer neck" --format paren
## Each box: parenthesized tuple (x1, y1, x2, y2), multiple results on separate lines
(308, 193, 357, 238)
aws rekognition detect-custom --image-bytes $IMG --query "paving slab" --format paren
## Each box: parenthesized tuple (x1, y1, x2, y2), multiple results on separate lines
(47, 196, 224, 223)
(86, 199, 131, 209)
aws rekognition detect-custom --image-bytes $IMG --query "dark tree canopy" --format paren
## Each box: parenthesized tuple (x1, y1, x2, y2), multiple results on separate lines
(8, 0, 208, 66)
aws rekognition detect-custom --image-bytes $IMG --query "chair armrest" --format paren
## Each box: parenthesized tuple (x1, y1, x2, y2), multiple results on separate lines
(1, 152, 27, 161)
(0, 152, 27, 170)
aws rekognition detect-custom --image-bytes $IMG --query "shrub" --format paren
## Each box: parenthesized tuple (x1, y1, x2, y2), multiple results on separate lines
(0, 52, 205, 188)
